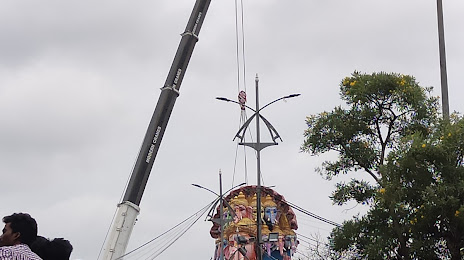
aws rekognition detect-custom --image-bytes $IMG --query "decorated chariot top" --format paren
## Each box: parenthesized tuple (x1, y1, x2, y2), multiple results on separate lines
(210, 185, 298, 260)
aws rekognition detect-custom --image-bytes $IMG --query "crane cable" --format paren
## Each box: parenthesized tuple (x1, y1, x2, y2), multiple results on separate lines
(231, 0, 251, 188)
(231, 0, 266, 189)
(114, 199, 217, 260)
(235, 0, 247, 92)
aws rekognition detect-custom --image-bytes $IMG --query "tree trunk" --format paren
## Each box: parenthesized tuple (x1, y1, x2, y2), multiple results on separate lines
(390, 209, 410, 260)
(447, 232, 462, 260)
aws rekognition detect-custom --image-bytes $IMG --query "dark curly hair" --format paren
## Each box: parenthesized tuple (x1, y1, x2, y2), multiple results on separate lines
(31, 236, 73, 260)
(3, 213, 38, 246)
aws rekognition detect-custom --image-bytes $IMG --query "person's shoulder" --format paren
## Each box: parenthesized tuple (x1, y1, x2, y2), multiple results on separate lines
(20, 244, 43, 260)
(10, 244, 43, 260)
(0, 246, 13, 259)
(0, 245, 14, 252)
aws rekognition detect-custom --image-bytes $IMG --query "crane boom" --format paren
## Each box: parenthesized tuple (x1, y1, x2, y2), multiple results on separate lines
(101, 0, 212, 259)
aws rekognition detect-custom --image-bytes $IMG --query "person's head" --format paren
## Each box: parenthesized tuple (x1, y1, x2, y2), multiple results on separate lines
(49, 238, 73, 260)
(31, 236, 73, 260)
(30, 236, 48, 257)
(0, 213, 38, 246)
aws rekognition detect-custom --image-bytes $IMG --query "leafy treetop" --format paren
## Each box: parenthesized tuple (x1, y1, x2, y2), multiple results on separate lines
(302, 71, 439, 205)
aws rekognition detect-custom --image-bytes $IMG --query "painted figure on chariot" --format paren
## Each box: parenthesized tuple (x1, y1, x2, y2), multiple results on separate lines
(210, 186, 298, 260)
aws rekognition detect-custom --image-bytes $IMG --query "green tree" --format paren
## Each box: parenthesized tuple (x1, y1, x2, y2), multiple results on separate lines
(301, 71, 440, 259)
(328, 114, 464, 260)
(383, 114, 464, 259)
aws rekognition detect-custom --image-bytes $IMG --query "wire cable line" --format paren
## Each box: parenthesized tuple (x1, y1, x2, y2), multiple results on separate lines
(234, 0, 247, 94)
(286, 201, 342, 227)
(296, 232, 331, 247)
(114, 199, 217, 260)
(295, 215, 333, 232)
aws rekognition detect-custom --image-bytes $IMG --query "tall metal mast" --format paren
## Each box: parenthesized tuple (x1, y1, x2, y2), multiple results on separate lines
(246, 75, 264, 260)
(254, 76, 264, 260)
(436, 0, 449, 119)
(101, 0, 212, 259)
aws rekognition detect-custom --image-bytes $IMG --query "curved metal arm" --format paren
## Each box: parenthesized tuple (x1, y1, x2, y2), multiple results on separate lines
(192, 183, 219, 196)
(217, 94, 299, 144)
(259, 94, 300, 112)
(217, 94, 300, 113)
(191, 182, 247, 197)
(192, 182, 246, 220)
(216, 97, 256, 112)
(233, 113, 282, 144)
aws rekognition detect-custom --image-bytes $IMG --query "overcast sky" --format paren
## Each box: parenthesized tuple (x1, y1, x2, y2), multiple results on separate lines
(1, 1, 463, 259)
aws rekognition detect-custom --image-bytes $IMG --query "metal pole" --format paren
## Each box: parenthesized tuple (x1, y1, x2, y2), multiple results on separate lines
(255, 75, 263, 260)
(217, 77, 299, 260)
(219, 170, 224, 260)
(437, 0, 450, 119)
